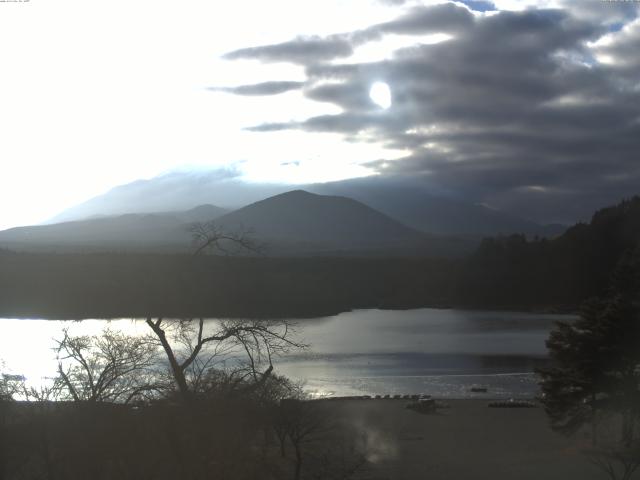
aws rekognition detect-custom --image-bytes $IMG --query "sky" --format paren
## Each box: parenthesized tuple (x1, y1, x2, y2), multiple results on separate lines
(1, 0, 639, 230)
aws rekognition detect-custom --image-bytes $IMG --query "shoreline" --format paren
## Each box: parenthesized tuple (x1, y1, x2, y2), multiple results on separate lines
(0, 303, 579, 321)
(295, 370, 545, 400)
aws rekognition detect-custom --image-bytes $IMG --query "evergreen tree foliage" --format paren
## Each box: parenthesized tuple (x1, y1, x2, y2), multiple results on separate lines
(460, 196, 640, 309)
(538, 245, 640, 444)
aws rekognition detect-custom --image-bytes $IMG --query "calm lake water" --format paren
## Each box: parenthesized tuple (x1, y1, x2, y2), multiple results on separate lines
(0, 308, 575, 399)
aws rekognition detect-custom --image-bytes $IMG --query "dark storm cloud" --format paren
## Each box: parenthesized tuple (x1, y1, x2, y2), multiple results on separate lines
(222, 35, 353, 64)
(210, 81, 304, 96)
(225, 2, 640, 224)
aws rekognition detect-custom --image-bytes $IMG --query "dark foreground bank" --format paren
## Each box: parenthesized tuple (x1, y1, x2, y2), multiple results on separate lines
(328, 399, 602, 480)
(0, 398, 605, 480)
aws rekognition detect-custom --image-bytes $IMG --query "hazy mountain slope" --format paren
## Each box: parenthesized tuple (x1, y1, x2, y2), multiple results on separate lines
(171, 204, 228, 223)
(308, 177, 565, 237)
(0, 214, 188, 250)
(0, 191, 472, 256)
(48, 170, 288, 223)
(215, 190, 425, 250)
(48, 170, 563, 237)
(0, 204, 227, 251)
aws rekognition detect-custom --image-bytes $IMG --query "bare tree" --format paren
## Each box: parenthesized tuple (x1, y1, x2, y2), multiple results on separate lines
(188, 221, 263, 256)
(145, 318, 305, 401)
(275, 399, 333, 480)
(583, 414, 640, 480)
(586, 444, 640, 480)
(55, 327, 162, 403)
(21, 382, 60, 403)
(140, 223, 303, 401)
(267, 378, 306, 458)
(0, 368, 26, 480)
(0, 372, 24, 402)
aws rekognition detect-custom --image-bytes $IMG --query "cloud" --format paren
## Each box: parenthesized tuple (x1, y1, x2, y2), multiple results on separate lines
(211, 81, 304, 96)
(592, 17, 640, 70)
(221, 3, 474, 65)
(557, 0, 638, 25)
(222, 35, 353, 64)
(245, 122, 296, 132)
(457, 0, 496, 12)
(224, 2, 640, 224)
(305, 81, 379, 112)
(369, 2, 475, 35)
(49, 166, 257, 222)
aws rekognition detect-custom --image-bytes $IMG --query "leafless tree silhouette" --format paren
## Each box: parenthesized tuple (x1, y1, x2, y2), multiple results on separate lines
(189, 221, 264, 256)
(145, 318, 305, 401)
(55, 327, 162, 403)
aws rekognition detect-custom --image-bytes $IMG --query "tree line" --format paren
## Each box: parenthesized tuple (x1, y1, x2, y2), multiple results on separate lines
(3, 197, 640, 318)
(457, 196, 640, 310)
(0, 253, 458, 319)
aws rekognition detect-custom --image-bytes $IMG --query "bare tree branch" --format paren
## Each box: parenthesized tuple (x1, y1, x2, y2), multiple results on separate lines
(188, 221, 264, 256)
(54, 327, 160, 404)
(145, 317, 307, 401)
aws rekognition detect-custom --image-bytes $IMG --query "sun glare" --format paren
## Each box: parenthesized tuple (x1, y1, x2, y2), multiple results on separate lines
(369, 81, 392, 109)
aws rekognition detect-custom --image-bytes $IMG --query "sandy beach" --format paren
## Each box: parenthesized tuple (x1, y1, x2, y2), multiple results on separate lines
(326, 399, 604, 480)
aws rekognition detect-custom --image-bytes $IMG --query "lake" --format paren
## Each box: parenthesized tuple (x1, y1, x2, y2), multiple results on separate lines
(0, 308, 575, 399)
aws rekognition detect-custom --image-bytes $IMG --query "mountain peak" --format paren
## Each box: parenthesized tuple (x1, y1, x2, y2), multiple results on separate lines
(215, 189, 423, 251)
(278, 189, 313, 197)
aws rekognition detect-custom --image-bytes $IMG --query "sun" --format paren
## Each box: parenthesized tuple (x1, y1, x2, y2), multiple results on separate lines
(369, 82, 392, 109)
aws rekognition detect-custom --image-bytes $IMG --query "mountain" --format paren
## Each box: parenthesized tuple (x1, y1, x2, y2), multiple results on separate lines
(0, 204, 227, 252)
(47, 170, 564, 237)
(214, 190, 425, 252)
(48, 169, 287, 223)
(308, 177, 566, 237)
(172, 204, 228, 223)
(0, 191, 474, 256)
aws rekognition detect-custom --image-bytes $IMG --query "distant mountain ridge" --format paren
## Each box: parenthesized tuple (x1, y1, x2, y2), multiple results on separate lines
(0, 190, 475, 256)
(307, 177, 565, 237)
(1, 196, 638, 318)
(47, 170, 287, 224)
(217, 190, 422, 245)
(0, 204, 226, 250)
(47, 170, 565, 237)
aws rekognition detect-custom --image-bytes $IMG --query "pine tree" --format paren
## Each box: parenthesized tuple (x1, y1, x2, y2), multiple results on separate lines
(538, 246, 640, 479)
(539, 247, 640, 441)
